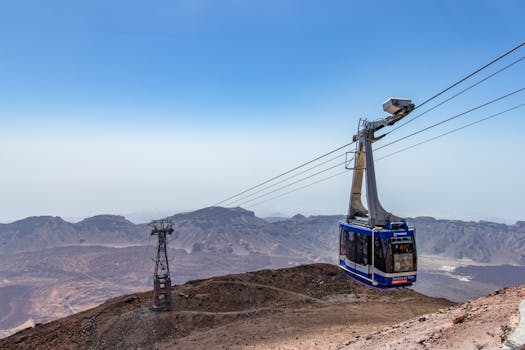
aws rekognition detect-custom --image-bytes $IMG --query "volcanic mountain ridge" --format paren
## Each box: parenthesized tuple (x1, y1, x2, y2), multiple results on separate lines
(1, 263, 454, 350)
(2, 207, 525, 264)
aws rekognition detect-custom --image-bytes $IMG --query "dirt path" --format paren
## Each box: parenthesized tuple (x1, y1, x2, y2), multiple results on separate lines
(0, 264, 455, 350)
(208, 280, 326, 303)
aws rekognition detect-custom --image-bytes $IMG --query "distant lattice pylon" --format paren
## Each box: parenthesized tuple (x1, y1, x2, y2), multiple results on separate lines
(150, 219, 174, 311)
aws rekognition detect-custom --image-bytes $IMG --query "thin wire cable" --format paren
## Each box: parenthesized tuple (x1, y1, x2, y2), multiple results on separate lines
(247, 103, 524, 208)
(234, 89, 524, 207)
(247, 169, 350, 208)
(212, 141, 355, 206)
(384, 55, 525, 136)
(212, 42, 525, 207)
(376, 102, 525, 161)
(376, 87, 525, 151)
(237, 161, 347, 207)
(223, 151, 349, 206)
(413, 41, 525, 111)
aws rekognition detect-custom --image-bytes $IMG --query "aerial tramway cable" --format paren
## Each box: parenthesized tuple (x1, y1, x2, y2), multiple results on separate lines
(232, 103, 525, 208)
(409, 41, 524, 112)
(383, 55, 525, 137)
(376, 87, 525, 151)
(224, 89, 525, 207)
(246, 170, 350, 208)
(222, 151, 348, 207)
(212, 141, 355, 206)
(375, 102, 525, 161)
(212, 42, 525, 207)
(237, 161, 347, 207)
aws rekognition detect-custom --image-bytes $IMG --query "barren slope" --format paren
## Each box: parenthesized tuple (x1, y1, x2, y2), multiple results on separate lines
(0, 264, 453, 350)
(336, 285, 525, 350)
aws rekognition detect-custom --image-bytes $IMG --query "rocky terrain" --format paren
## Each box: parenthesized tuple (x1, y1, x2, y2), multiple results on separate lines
(169, 207, 340, 261)
(410, 216, 525, 264)
(2, 207, 525, 265)
(2, 206, 525, 339)
(0, 264, 454, 350)
(0, 215, 147, 253)
(0, 244, 304, 339)
(336, 284, 525, 350)
(0, 207, 340, 263)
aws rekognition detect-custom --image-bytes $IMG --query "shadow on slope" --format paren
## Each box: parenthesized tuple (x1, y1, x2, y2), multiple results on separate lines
(1, 264, 454, 350)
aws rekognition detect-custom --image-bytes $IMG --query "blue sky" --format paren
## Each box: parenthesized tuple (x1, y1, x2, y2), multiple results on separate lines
(1, 1, 524, 223)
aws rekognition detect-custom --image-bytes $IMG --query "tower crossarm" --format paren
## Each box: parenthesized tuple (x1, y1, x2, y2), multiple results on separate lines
(354, 98, 414, 140)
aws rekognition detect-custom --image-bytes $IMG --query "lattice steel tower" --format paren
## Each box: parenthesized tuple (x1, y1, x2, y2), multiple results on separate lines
(150, 219, 174, 311)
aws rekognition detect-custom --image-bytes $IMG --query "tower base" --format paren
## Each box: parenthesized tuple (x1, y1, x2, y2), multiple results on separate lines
(152, 277, 172, 311)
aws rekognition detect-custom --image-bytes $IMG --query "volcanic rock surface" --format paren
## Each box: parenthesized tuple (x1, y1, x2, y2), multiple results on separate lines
(2, 207, 525, 339)
(2, 207, 525, 265)
(336, 285, 525, 350)
(0, 264, 454, 350)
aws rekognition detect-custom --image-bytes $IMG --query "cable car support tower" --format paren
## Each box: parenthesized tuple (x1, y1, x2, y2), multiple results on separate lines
(150, 219, 174, 311)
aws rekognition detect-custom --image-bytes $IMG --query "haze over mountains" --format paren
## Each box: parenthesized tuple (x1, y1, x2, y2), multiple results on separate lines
(2, 206, 525, 264)
(412, 216, 525, 264)
(0, 215, 146, 252)
(1, 206, 525, 339)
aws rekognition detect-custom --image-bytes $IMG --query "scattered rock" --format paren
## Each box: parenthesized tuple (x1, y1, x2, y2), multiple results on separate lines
(0, 264, 454, 350)
(453, 314, 468, 324)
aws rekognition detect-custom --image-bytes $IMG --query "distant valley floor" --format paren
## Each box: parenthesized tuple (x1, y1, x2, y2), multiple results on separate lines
(413, 254, 525, 302)
(0, 264, 455, 350)
(1, 245, 525, 339)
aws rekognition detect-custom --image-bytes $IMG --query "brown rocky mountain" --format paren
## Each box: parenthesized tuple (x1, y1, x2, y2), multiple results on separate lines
(0, 244, 301, 338)
(2, 207, 525, 339)
(2, 207, 524, 264)
(0, 207, 340, 265)
(410, 217, 525, 264)
(168, 207, 339, 261)
(0, 264, 454, 350)
(0, 215, 147, 253)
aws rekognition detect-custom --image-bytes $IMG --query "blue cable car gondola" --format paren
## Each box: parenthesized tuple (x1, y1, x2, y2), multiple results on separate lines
(339, 98, 418, 288)
(339, 221, 417, 288)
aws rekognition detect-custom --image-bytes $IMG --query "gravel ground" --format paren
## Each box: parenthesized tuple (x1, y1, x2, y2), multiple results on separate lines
(335, 286, 525, 350)
(0, 263, 454, 350)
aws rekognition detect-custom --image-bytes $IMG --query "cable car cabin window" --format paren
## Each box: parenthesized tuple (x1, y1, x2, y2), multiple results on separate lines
(339, 229, 346, 256)
(339, 229, 356, 261)
(383, 238, 393, 273)
(346, 231, 356, 261)
(374, 236, 386, 272)
(354, 232, 370, 266)
(392, 241, 415, 272)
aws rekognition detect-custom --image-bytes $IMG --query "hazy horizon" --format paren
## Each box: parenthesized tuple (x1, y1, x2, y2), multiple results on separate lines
(0, 205, 521, 227)
(1, 1, 524, 224)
